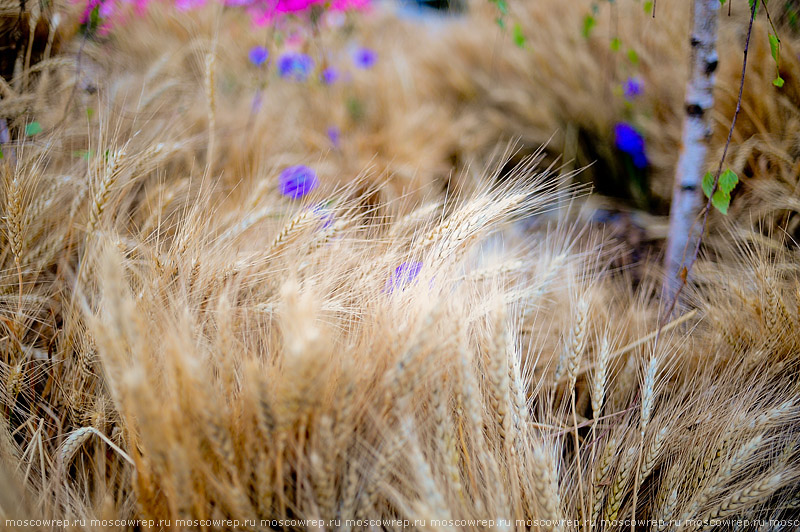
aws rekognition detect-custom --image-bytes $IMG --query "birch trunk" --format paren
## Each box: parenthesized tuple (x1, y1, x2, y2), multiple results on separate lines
(663, 0, 720, 302)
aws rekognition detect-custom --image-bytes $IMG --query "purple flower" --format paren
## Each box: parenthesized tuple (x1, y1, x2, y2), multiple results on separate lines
(321, 67, 339, 84)
(353, 47, 377, 69)
(312, 203, 335, 230)
(623, 77, 643, 100)
(279, 165, 318, 199)
(327, 126, 340, 148)
(614, 122, 648, 169)
(249, 46, 269, 67)
(386, 261, 423, 292)
(278, 52, 314, 81)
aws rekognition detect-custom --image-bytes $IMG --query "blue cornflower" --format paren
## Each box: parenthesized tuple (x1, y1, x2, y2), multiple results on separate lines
(386, 261, 423, 292)
(353, 47, 377, 69)
(312, 203, 335, 230)
(279, 165, 318, 199)
(248, 46, 269, 67)
(614, 122, 648, 169)
(622, 77, 643, 100)
(278, 52, 314, 81)
(327, 126, 340, 148)
(321, 67, 339, 85)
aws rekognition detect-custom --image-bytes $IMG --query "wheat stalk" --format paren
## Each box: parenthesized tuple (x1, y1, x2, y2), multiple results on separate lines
(205, 47, 217, 171)
(591, 335, 611, 418)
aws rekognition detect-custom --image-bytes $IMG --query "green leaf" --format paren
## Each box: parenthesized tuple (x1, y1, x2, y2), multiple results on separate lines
(643, 0, 653, 13)
(347, 97, 365, 122)
(712, 190, 731, 215)
(495, 16, 505, 29)
(702, 171, 715, 199)
(610, 37, 621, 51)
(582, 14, 596, 38)
(512, 23, 526, 48)
(718, 168, 739, 194)
(25, 122, 42, 136)
(773, 76, 785, 88)
(0, 149, 4, 159)
(627, 48, 639, 65)
(81, 4, 101, 37)
(489, 0, 508, 15)
(719, 0, 726, 5)
(769, 33, 780, 63)
(87, 107, 95, 119)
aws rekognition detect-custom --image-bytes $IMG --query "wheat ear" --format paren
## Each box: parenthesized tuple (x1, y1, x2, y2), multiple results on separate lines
(592, 434, 617, 524)
(485, 304, 512, 449)
(87, 149, 126, 234)
(59, 427, 134, 468)
(604, 446, 637, 521)
(699, 473, 784, 529)
(4, 173, 25, 264)
(530, 444, 564, 532)
(639, 425, 669, 483)
(683, 434, 763, 520)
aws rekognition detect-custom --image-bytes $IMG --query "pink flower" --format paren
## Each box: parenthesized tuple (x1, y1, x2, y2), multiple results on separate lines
(329, 0, 370, 10)
(245, 0, 367, 25)
(175, 0, 207, 11)
(275, 0, 319, 12)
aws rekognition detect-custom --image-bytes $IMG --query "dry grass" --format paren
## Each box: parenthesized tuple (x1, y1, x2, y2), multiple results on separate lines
(0, 0, 799, 530)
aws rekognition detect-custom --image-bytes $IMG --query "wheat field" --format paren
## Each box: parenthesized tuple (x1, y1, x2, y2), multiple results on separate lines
(0, 0, 799, 530)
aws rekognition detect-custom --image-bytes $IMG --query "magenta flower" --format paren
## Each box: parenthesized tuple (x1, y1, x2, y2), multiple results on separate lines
(246, 0, 319, 23)
(175, 0, 206, 10)
(275, 0, 319, 12)
(279, 165, 318, 199)
(329, 0, 370, 9)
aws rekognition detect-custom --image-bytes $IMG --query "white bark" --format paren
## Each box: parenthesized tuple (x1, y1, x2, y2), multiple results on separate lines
(663, 0, 720, 302)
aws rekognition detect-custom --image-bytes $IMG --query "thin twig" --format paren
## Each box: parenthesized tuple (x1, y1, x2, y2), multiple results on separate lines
(635, 7, 757, 531)
(657, 0, 756, 330)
